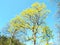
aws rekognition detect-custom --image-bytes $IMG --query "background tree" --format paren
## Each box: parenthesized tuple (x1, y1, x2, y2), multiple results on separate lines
(2, 16, 26, 45)
(41, 26, 53, 45)
(0, 35, 24, 45)
(8, 15, 27, 45)
(55, 2, 60, 45)
(50, 0, 60, 45)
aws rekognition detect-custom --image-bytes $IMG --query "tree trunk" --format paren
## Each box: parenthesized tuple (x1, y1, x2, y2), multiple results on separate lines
(9, 38, 12, 45)
(9, 31, 15, 45)
(32, 25, 38, 45)
(46, 41, 49, 45)
(33, 34, 36, 45)
(33, 27, 36, 45)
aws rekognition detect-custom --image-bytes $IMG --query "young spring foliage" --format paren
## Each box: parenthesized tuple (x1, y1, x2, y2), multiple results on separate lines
(21, 2, 50, 26)
(20, 2, 52, 45)
(7, 2, 53, 45)
(42, 26, 53, 45)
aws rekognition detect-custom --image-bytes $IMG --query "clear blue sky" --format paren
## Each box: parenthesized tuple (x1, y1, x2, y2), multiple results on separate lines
(0, 0, 57, 45)
(0, 0, 56, 31)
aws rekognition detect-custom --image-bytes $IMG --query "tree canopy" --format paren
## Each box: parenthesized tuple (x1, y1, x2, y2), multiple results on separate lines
(1, 2, 53, 45)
